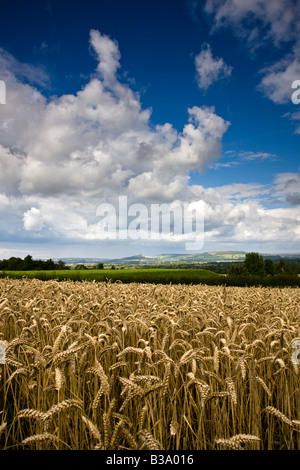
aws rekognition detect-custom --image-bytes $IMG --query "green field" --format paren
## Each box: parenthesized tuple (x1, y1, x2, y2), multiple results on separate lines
(1, 268, 223, 284)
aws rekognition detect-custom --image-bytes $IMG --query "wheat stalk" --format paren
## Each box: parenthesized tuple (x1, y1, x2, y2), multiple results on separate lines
(44, 399, 83, 420)
(1, 278, 300, 450)
(264, 407, 293, 426)
(170, 420, 179, 436)
(139, 430, 162, 450)
(225, 376, 237, 405)
(21, 433, 61, 446)
(82, 415, 102, 444)
(0, 422, 7, 436)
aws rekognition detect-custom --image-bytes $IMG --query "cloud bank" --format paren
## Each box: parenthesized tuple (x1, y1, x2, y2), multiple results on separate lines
(0, 29, 299, 256)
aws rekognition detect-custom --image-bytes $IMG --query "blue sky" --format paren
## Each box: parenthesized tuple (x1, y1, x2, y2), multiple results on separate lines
(0, 0, 299, 258)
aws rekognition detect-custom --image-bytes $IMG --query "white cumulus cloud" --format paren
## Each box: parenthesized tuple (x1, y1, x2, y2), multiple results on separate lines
(203, 0, 300, 49)
(0, 29, 230, 244)
(258, 57, 300, 104)
(195, 44, 232, 90)
(23, 207, 43, 231)
(0, 28, 299, 255)
(200, 0, 300, 132)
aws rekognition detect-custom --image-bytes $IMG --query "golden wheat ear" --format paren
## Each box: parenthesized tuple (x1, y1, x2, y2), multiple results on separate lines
(1, 278, 300, 450)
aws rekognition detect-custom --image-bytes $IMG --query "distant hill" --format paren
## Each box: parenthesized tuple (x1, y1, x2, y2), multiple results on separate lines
(111, 253, 147, 261)
(53, 251, 300, 267)
(111, 251, 272, 264)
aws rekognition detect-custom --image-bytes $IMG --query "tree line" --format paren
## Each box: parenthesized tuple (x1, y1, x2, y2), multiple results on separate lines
(225, 252, 299, 286)
(227, 252, 298, 276)
(0, 255, 69, 271)
(0, 256, 108, 271)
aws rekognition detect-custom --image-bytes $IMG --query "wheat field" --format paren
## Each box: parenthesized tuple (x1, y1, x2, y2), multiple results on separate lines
(0, 277, 299, 450)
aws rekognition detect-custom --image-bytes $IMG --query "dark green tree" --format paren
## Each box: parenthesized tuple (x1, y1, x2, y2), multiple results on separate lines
(56, 260, 69, 270)
(227, 265, 248, 276)
(97, 262, 104, 269)
(7, 257, 23, 270)
(44, 258, 56, 270)
(244, 252, 265, 275)
(275, 259, 296, 275)
(275, 259, 286, 274)
(23, 255, 34, 270)
(75, 264, 87, 270)
(264, 258, 274, 275)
